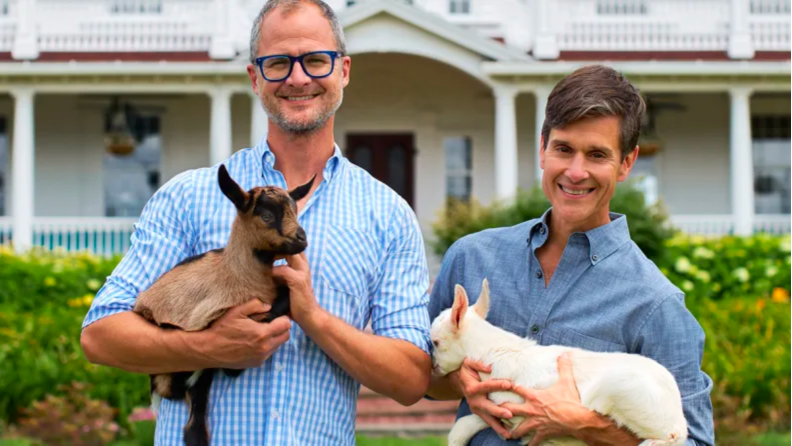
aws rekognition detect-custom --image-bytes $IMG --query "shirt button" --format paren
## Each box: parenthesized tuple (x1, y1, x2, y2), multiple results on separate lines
(275, 361, 284, 372)
(592, 255, 599, 262)
(272, 409, 280, 419)
(535, 271, 543, 279)
(539, 226, 546, 234)
(531, 324, 540, 334)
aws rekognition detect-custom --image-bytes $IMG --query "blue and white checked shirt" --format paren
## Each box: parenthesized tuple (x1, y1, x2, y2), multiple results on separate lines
(428, 210, 715, 446)
(83, 140, 432, 445)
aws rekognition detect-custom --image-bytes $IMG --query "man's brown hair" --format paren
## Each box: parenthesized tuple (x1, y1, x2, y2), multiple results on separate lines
(541, 65, 646, 160)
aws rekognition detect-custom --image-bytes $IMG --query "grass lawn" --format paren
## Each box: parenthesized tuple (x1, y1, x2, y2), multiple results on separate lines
(1, 432, 789, 445)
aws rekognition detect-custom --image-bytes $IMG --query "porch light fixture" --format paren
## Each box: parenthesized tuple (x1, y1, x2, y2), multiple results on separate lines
(104, 98, 139, 156)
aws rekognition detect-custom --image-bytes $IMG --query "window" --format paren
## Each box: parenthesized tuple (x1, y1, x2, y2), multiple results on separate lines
(445, 136, 472, 202)
(346, 0, 356, 6)
(596, 0, 647, 15)
(104, 116, 162, 217)
(110, 0, 162, 14)
(450, 0, 471, 14)
(752, 115, 791, 214)
(0, 117, 6, 216)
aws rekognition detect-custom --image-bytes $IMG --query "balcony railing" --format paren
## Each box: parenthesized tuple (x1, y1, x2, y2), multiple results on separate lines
(670, 214, 791, 236)
(0, 0, 788, 60)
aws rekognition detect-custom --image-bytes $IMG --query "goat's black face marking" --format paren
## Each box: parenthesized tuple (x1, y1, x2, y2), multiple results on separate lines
(253, 194, 284, 234)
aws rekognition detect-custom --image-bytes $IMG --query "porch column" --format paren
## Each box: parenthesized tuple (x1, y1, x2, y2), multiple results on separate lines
(11, 88, 35, 253)
(729, 87, 754, 236)
(12, 0, 39, 60)
(209, 87, 233, 166)
(727, 0, 754, 59)
(494, 84, 519, 201)
(532, 0, 559, 59)
(534, 86, 551, 185)
(250, 92, 268, 147)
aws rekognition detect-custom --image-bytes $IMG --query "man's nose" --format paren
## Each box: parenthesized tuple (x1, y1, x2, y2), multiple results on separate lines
(285, 60, 312, 87)
(565, 154, 590, 183)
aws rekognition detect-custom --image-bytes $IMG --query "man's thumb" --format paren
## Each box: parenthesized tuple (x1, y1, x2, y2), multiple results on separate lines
(234, 298, 271, 317)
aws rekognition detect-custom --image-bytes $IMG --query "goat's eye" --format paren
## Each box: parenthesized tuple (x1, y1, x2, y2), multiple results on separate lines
(260, 210, 275, 223)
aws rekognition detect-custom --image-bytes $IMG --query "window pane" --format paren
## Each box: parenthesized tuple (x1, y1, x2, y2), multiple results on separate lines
(444, 136, 471, 171)
(753, 140, 791, 214)
(104, 116, 161, 217)
(444, 136, 472, 201)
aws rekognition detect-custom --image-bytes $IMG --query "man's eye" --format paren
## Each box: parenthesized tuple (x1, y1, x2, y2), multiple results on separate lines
(260, 211, 275, 222)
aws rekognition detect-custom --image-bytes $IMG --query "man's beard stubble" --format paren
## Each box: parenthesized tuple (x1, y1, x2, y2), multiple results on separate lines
(258, 77, 344, 137)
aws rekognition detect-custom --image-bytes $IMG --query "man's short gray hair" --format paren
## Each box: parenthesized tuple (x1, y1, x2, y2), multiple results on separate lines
(249, 0, 347, 64)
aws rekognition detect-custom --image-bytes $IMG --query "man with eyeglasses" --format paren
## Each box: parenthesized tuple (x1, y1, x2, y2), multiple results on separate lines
(80, 1, 433, 445)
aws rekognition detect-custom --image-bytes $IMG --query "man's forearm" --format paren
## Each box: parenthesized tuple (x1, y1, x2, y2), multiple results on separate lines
(300, 308, 431, 406)
(426, 371, 463, 401)
(81, 312, 210, 374)
(573, 411, 642, 446)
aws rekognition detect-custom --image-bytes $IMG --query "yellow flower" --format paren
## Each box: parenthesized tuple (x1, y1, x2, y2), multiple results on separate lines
(732, 267, 750, 283)
(695, 271, 711, 283)
(86, 279, 102, 291)
(771, 288, 790, 303)
(43, 276, 57, 287)
(765, 265, 778, 277)
(681, 280, 695, 292)
(82, 294, 94, 306)
(675, 257, 692, 273)
(692, 247, 715, 259)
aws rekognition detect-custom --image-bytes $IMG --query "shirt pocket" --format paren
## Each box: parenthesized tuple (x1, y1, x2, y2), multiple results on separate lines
(542, 325, 628, 353)
(318, 226, 379, 328)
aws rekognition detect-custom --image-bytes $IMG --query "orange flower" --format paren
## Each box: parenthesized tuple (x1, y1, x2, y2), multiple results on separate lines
(756, 299, 766, 312)
(771, 287, 790, 303)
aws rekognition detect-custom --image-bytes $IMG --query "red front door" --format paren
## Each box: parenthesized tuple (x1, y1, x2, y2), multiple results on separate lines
(346, 133, 415, 208)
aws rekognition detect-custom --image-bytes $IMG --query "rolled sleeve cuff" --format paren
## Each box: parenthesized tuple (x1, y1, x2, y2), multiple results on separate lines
(373, 305, 432, 356)
(81, 278, 137, 329)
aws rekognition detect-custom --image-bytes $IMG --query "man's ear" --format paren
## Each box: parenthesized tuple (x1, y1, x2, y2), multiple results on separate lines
(618, 146, 640, 182)
(451, 284, 470, 331)
(473, 279, 490, 319)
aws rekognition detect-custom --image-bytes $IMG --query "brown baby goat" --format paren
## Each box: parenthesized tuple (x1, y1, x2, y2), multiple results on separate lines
(132, 164, 313, 446)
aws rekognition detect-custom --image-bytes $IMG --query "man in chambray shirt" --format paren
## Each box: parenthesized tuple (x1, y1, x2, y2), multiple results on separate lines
(81, 1, 431, 444)
(427, 66, 714, 445)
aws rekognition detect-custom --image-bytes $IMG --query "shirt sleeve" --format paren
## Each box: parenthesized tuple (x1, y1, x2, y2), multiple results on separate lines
(82, 171, 197, 329)
(369, 199, 432, 356)
(633, 294, 715, 446)
(427, 238, 464, 324)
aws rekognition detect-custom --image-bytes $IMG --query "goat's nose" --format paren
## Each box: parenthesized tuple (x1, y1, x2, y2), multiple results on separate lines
(295, 228, 307, 242)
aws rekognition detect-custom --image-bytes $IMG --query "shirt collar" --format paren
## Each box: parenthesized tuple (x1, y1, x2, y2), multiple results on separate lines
(528, 208, 631, 265)
(255, 138, 344, 182)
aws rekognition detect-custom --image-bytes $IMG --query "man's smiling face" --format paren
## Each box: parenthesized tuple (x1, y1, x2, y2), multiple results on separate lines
(540, 115, 638, 230)
(247, 3, 350, 135)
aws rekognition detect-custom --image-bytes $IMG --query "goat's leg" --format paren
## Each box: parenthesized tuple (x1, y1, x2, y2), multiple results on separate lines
(183, 369, 215, 446)
(264, 285, 291, 322)
(448, 415, 490, 446)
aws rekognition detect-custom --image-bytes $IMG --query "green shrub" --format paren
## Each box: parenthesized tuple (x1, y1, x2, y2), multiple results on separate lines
(0, 247, 119, 312)
(688, 297, 791, 433)
(431, 181, 674, 261)
(0, 302, 148, 425)
(658, 233, 791, 300)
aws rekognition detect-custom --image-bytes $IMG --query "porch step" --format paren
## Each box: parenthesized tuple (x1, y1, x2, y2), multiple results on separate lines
(356, 386, 457, 434)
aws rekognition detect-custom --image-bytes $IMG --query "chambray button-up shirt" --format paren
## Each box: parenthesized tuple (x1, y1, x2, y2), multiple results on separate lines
(83, 140, 432, 445)
(428, 210, 715, 446)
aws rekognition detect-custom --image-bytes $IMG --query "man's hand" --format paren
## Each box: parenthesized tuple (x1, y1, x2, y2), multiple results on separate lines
(451, 358, 515, 439)
(196, 299, 292, 369)
(272, 253, 323, 327)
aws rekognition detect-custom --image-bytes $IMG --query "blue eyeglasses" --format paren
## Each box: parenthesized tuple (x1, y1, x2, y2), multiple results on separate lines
(254, 51, 343, 82)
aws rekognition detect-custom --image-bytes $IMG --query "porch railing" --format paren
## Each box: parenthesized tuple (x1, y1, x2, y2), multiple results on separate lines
(669, 214, 791, 236)
(0, 214, 789, 256)
(0, 217, 137, 257)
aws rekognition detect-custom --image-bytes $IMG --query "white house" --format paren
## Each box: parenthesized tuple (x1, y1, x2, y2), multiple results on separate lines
(0, 0, 789, 264)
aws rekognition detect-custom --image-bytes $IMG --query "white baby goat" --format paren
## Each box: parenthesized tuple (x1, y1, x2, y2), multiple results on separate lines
(430, 279, 688, 446)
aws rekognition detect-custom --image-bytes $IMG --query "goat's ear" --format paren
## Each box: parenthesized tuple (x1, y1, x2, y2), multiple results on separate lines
(474, 278, 490, 319)
(451, 284, 469, 331)
(289, 174, 316, 202)
(218, 165, 249, 211)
